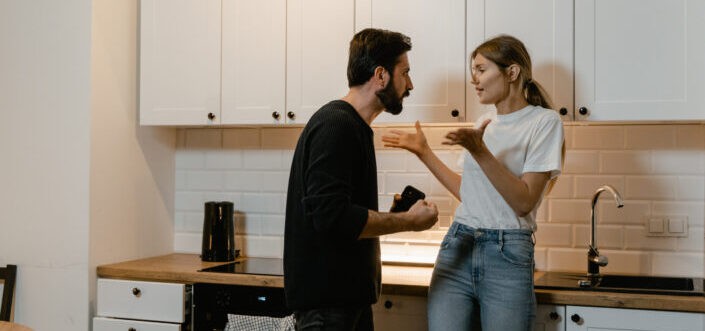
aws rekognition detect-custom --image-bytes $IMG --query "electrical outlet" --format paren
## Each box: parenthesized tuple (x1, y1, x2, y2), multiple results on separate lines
(647, 216, 688, 237)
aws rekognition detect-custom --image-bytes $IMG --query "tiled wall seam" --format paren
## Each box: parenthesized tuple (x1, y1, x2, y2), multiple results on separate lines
(174, 124, 705, 277)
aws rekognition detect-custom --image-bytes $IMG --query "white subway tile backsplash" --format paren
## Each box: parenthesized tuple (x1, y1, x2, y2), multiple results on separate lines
(600, 151, 651, 174)
(652, 151, 705, 175)
(625, 126, 676, 149)
(186, 171, 224, 191)
(676, 176, 705, 200)
(564, 151, 600, 174)
(175, 124, 704, 273)
(599, 250, 651, 275)
(624, 226, 677, 251)
(625, 176, 678, 200)
(185, 129, 222, 148)
(572, 126, 624, 149)
(651, 252, 704, 277)
(242, 150, 285, 170)
(534, 224, 572, 247)
(549, 199, 591, 223)
(573, 225, 623, 249)
(573, 176, 624, 199)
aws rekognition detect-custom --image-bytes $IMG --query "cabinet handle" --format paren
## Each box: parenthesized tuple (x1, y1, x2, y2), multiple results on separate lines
(450, 109, 460, 117)
(272, 111, 280, 120)
(132, 287, 141, 297)
(384, 300, 393, 309)
(287, 111, 296, 120)
(559, 107, 568, 116)
(207, 112, 215, 120)
(578, 107, 588, 116)
(549, 311, 559, 320)
(571, 313, 582, 324)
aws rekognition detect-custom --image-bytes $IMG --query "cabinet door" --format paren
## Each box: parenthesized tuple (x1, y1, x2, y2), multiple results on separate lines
(140, 0, 221, 125)
(534, 304, 565, 331)
(574, 0, 705, 121)
(356, 0, 466, 123)
(566, 305, 704, 331)
(221, 0, 286, 125)
(372, 295, 428, 331)
(467, 0, 574, 122)
(286, 0, 355, 124)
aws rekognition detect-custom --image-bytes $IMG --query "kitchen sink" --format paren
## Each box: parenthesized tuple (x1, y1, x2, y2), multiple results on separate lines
(534, 272, 704, 296)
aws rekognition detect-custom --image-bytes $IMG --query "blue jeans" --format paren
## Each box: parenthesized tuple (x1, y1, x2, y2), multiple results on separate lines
(428, 223, 536, 331)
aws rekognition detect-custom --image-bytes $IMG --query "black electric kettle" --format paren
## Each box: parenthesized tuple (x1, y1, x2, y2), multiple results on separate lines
(201, 201, 236, 262)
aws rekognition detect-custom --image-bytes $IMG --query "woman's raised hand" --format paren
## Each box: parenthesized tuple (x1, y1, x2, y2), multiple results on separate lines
(443, 119, 491, 153)
(381, 121, 430, 156)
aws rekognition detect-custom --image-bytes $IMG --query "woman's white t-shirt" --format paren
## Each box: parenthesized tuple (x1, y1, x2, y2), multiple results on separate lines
(452, 105, 564, 231)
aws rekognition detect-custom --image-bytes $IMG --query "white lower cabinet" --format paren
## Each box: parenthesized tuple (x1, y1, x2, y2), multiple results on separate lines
(535, 304, 566, 331)
(373, 295, 428, 331)
(566, 305, 704, 331)
(93, 279, 191, 331)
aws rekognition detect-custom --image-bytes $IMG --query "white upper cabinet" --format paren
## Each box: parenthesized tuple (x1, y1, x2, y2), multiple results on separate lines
(140, 0, 221, 125)
(574, 0, 705, 121)
(467, 0, 574, 122)
(286, 0, 355, 125)
(356, 0, 467, 123)
(468, 0, 705, 122)
(221, 0, 286, 124)
(140, 0, 352, 126)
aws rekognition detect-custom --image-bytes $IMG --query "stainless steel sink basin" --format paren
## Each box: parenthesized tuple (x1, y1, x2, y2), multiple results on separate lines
(534, 272, 704, 296)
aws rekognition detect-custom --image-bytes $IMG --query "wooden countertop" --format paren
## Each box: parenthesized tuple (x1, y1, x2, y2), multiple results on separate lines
(97, 253, 705, 313)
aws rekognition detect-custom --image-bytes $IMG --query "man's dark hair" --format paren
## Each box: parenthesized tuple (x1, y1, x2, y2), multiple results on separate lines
(347, 28, 412, 87)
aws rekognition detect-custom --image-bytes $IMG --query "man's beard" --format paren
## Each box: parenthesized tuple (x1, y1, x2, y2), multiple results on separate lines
(376, 78, 410, 115)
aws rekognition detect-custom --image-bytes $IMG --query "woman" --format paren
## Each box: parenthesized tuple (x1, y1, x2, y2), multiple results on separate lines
(382, 35, 564, 330)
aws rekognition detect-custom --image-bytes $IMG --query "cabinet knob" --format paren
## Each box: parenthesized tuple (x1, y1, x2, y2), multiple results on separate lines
(578, 107, 588, 116)
(287, 111, 296, 120)
(571, 313, 582, 324)
(450, 109, 460, 117)
(132, 287, 141, 297)
(128, 328, 136, 331)
(207, 112, 215, 120)
(384, 300, 393, 309)
(272, 111, 280, 120)
(549, 311, 559, 320)
(559, 107, 568, 116)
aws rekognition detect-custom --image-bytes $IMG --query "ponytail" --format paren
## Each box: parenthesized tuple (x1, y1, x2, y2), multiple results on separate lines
(524, 79, 553, 109)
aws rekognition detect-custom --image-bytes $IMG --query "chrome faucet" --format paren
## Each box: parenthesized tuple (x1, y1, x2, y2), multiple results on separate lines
(588, 185, 624, 279)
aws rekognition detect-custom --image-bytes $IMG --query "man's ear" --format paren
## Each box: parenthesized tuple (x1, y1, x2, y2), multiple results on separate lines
(374, 66, 388, 88)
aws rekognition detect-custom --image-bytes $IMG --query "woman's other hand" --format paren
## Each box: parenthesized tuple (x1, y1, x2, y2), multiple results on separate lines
(382, 121, 430, 157)
(443, 119, 491, 153)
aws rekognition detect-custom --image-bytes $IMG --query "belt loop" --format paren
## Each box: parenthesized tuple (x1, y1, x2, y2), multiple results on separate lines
(498, 229, 504, 247)
(451, 222, 459, 238)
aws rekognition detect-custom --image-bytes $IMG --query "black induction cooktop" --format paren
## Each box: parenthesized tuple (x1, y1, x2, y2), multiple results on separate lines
(199, 257, 284, 276)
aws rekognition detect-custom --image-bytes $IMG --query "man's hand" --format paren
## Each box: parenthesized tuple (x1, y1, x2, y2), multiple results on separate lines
(405, 199, 439, 231)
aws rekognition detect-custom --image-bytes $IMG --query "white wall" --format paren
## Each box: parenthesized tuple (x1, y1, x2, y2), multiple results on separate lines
(89, 0, 175, 323)
(0, 1, 92, 329)
(0, 1, 176, 330)
(174, 123, 705, 277)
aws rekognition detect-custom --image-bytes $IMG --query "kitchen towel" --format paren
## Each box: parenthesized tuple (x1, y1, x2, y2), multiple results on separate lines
(225, 313, 295, 331)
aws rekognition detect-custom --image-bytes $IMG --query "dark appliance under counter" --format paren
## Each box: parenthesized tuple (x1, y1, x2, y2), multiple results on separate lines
(193, 258, 290, 331)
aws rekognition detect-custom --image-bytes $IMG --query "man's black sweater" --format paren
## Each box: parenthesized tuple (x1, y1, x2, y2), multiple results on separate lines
(284, 100, 381, 310)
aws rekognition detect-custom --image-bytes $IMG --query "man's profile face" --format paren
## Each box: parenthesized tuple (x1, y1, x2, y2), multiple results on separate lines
(377, 53, 413, 115)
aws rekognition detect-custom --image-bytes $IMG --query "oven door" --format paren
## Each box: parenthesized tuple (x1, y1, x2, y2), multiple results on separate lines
(193, 283, 291, 331)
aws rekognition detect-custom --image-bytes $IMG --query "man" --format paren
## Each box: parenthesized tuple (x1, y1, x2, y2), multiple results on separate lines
(284, 28, 439, 330)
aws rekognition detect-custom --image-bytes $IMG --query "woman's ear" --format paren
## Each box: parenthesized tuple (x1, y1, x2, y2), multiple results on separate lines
(507, 64, 521, 83)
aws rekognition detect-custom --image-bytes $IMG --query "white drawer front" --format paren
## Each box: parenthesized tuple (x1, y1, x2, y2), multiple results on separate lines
(97, 279, 186, 323)
(93, 317, 181, 331)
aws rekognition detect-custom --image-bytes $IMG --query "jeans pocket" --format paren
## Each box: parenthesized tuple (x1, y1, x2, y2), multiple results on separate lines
(498, 239, 534, 267)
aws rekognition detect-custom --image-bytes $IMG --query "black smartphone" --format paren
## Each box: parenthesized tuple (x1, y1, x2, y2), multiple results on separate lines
(390, 185, 426, 212)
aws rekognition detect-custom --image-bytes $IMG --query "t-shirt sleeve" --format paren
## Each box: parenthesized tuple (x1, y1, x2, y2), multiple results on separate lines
(300, 117, 369, 243)
(523, 112, 564, 179)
